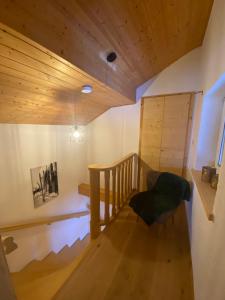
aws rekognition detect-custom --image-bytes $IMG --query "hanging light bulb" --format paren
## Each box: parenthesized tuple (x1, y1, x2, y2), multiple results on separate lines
(71, 125, 85, 144)
(72, 96, 86, 143)
(73, 126, 81, 139)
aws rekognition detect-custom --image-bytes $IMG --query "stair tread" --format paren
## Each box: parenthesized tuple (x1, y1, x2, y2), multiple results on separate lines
(11, 233, 91, 296)
(12, 250, 88, 300)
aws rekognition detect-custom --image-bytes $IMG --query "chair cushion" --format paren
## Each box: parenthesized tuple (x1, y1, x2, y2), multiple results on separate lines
(153, 172, 191, 201)
(129, 172, 191, 225)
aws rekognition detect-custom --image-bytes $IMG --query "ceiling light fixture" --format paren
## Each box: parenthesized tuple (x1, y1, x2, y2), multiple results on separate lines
(81, 85, 93, 94)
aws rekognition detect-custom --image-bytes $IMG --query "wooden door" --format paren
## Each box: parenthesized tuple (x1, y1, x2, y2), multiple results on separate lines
(160, 94, 191, 175)
(139, 93, 191, 190)
(139, 96, 164, 190)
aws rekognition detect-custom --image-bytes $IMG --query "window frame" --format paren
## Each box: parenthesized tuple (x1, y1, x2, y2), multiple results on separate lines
(218, 122, 225, 166)
(217, 100, 225, 168)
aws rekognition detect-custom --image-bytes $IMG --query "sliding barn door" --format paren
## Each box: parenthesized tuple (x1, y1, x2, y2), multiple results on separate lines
(139, 93, 191, 190)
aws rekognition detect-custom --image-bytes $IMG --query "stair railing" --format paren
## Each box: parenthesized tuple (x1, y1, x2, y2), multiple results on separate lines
(0, 211, 89, 234)
(0, 210, 89, 299)
(88, 153, 138, 239)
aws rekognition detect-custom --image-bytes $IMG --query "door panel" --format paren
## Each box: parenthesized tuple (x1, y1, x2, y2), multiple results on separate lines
(161, 127, 187, 150)
(139, 93, 191, 190)
(161, 94, 190, 151)
(140, 97, 164, 190)
(141, 147, 161, 170)
(159, 148, 185, 175)
(140, 96, 164, 166)
(160, 94, 190, 175)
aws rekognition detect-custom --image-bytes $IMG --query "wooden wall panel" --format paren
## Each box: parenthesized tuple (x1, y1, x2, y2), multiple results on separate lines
(139, 93, 192, 190)
(161, 95, 190, 150)
(160, 94, 191, 175)
(140, 97, 164, 170)
(159, 149, 186, 176)
(0, 0, 214, 100)
(0, 23, 133, 125)
(139, 97, 164, 190)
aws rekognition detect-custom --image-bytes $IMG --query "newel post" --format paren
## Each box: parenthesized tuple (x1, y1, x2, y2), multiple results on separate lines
(89, 169, 101, 239)
(0, 236, 17, 300)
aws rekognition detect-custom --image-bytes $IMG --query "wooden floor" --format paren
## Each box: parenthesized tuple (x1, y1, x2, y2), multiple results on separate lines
(54, 204, 194, 300)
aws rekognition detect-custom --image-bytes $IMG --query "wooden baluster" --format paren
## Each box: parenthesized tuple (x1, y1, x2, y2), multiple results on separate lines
(104, 170, 110, 224)
(0, 236, 17, 300)
(126, 160, 130, 201)
(134, 154, 139, 191)
(117, 165, 121, 212)
(127, 159, 131, 196)
(125, 162, 127, 201)
(112, 168, 116, 217)
(129, 157, 133, 194)
(124, 161, 128, 202)
(127, 160, 130, 198)
(121, 163, 125, 206)
(89, 169, 101, 239)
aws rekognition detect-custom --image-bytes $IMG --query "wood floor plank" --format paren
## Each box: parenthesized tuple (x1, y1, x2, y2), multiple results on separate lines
(54, 204, 194, 300)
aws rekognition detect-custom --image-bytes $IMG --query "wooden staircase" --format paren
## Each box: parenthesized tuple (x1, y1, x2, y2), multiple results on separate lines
(0, 153, 195, 299)
(0, 153, 140, 300)
(11, 233, 91, 300)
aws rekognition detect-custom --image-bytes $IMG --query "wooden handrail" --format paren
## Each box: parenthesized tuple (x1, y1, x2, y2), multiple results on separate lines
(89, 153, 138, 239)
(78, 183, 114, 203)
(88, 152, 136, 171)
(0, 211, 89, 233)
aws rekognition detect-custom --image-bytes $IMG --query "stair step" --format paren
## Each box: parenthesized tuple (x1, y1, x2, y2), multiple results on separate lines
(12, 252, 86, 300)
(11, 233, 91, 300)
(12, 247, 75, 279)
(78, 233, 90, 248)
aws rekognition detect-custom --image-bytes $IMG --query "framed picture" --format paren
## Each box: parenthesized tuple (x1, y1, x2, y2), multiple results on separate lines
(31, 162, 59, 208)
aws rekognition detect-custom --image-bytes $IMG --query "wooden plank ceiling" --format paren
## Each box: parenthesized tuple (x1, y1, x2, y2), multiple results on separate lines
(0, 23, 133, 125)
(0, 0, 213, 125)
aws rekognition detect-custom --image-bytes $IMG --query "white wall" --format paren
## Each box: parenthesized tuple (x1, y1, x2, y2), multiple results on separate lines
(188, 1, 225, 299)
(87, 102, 140, 165)
(196, 89, 224, 168)
(87, 47, 202, 165)
(0, 124, 89, 271)
(201, 0, 225, 93)
(137, 48, 202, 98)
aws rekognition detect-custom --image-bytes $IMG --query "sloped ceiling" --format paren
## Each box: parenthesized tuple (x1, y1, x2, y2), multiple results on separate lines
(0, 0, 214, 125)
(0, 23, 133, 125)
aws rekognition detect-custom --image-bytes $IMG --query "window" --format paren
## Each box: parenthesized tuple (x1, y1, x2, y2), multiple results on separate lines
(217, 99, 225, 167)
(218, 122, 225, 166)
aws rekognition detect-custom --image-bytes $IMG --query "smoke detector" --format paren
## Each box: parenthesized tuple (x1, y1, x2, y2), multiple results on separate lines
(81, 85, 93, 94)
(107, 52, 117, 63)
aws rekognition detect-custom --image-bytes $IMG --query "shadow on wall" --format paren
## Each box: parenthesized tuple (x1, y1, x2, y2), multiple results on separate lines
(136, 76, 158, 101)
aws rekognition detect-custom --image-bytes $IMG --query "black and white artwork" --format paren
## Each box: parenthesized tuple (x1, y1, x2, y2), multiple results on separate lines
(31, 162, 59, 208)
